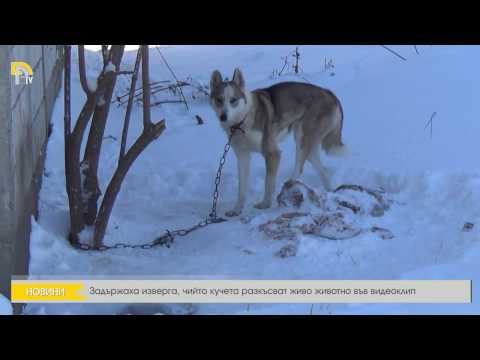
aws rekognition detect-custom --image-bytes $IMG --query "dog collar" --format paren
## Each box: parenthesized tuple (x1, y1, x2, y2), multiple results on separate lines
(230, 114, 248, 134)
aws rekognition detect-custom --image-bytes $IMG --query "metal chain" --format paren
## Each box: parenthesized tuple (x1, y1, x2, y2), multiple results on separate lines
(73, 122, 245, 252)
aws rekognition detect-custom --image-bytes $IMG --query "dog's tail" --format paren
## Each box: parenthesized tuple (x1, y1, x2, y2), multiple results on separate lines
(322, 100, 348, 157)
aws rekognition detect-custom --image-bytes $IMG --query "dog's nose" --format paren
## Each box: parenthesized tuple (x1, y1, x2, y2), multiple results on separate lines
(220, 114, 227, 122)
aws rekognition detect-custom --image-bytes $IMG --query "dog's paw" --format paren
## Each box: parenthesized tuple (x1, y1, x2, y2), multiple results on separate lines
(254, 201, 271, 210)
(225, 209, 242, 217)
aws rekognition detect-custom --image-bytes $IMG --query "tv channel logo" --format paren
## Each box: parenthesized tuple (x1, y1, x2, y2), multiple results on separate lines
(11, 61, 33, 85)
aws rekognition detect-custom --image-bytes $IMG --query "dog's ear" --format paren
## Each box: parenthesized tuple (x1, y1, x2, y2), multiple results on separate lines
(232, 68, 245, 89)
(210, 70, 223, 90)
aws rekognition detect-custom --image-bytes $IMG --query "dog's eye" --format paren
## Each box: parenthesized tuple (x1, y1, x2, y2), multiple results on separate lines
(215, 98, 223, 106)
(230, 98, 238, 105)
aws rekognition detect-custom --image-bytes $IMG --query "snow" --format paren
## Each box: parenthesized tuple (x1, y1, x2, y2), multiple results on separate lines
(25, 45, 480, 315)
(96, 95, 106, 107)
(84, 45, 166, 52)
(86, 77, 97, 92)
(0, 294, 12, 315)
(104, 62, 116, 74)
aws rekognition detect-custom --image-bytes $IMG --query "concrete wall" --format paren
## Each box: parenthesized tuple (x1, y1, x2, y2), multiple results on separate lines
(0, 45, 63, 308)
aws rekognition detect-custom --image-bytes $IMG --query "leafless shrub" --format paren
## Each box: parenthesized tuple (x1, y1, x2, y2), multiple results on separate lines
(63, 45, 166, 248)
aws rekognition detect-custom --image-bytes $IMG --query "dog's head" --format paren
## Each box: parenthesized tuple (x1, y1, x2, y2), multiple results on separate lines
(209, 68, 249, 126)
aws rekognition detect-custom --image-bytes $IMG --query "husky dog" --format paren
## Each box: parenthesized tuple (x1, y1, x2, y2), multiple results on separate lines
(209, 68, 344, 217)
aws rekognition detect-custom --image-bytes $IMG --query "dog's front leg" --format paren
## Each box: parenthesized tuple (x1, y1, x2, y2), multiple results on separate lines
(255, 150, 281, 210)
(225, 150, 251, 217)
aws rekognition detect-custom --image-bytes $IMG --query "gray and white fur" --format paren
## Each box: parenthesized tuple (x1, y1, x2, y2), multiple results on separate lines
(209, 68, 345, 217)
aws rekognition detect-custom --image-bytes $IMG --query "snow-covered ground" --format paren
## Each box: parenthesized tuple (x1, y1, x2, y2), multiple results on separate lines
(0, 293, 12, 315)
(25, 45, 480, 315)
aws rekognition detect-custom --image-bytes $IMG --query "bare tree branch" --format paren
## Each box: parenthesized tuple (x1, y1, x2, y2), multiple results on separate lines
(155, 46, 189, 111)
(115, 81, 194, 107)
(92, 46, 166, 248)
(65, 71, 113, 244)
(150, 100, 185, 107)
(82, 45, 125, 225)
(64, 46, 71, 138)
(64, 45, 168, 249)
(119, 48, 142, 162)
(64, 45, 115, 245)
(78, 45, 91, 95)
(114, 80, 170, 103)
(424, 111, 436, 139)
(116, 71, 134, 75)
(64, 44, 85, 245)
(380, 45, 407, 61)
(141, 45, 152, 128)
(93, 120, 166, 247)
(102, 45, 109, 65)
(293, 46, 300, 74)
(278, 55, 289, 76)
